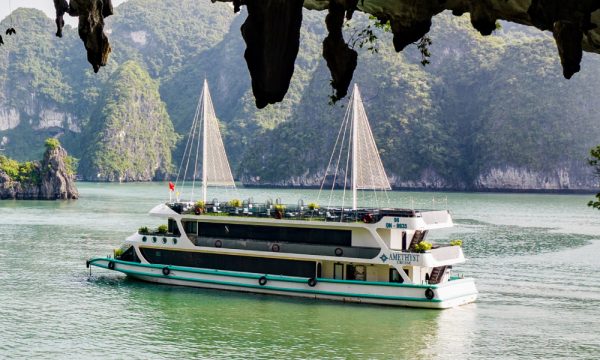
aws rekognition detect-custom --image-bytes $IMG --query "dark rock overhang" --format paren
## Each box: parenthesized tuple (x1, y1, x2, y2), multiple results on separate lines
(53, 0, 600, 107)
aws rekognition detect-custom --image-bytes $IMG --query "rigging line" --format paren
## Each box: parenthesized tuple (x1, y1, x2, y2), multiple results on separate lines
(328, 95, 352, 210)
(207, 87, 235, 189)
(181, 86, 204, 197)
(318, 95, 352, 205)
(190, 89, 204, 202)
(340, 96, 354, 219)
(358, 97, 381, 209)
(174, 89, 201, 188)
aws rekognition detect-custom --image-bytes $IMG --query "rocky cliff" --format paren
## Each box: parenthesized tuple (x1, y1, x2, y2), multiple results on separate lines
(0, 140, 78, 200)
(78, 61, 178, 182)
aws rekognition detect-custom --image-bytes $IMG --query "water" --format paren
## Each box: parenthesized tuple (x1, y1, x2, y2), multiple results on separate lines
(1, 183, 599, 359)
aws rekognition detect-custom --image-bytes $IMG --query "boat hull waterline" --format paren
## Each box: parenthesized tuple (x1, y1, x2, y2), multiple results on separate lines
(88, 258, 478, 309)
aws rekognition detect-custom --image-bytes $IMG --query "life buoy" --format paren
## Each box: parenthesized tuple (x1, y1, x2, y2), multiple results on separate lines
(258, 276, 268, 286)
(162, 267, 171, 276)
(425, 288, 435, 300)
(362, 213, 374, 223)
(194, 207, 202, 215)
(308, 277, 317, 287)
(334, 248, 343, 256)
(108, 261, 115, 270)
(271, 244, 280, 252)
(215, 240, 222, 248)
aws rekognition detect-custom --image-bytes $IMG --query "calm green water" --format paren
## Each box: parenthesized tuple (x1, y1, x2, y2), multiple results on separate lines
(1, 183, 599, 359)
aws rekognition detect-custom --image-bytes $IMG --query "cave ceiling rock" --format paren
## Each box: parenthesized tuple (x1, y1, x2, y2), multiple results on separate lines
(228, 0, 600, 106)
(241, 0, 305, 109)
(53, 0, 113, 73)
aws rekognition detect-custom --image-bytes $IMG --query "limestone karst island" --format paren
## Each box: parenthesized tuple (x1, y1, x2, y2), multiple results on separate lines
(1, 1, 599, 359)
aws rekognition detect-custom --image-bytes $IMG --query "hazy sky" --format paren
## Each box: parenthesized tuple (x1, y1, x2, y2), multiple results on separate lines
(1, 0, 127, 24)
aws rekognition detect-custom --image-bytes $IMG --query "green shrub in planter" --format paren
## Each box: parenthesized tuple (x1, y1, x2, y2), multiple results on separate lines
(307, 202, 319, 211)
(138, 226, 149, 234)
(274, 204, 286, 212)
(195, 200, 206, 210)
(413, 241, 432, 253)
(450, 239, 463, 247)
(114, 247, 124, 257)
(157, 225, 168, 234)
(228, 199, 242, 207)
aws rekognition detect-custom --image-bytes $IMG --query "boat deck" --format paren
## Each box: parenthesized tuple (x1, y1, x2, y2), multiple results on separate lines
(167, 201, 424, 223)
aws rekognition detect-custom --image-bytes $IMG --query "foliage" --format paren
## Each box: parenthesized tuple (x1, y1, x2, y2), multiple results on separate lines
(0, 155, 40, 184)
(78, 60, 179, 181)
(64, 156, 78, 176)
(157, 224, 168, 234)
(44, 138, 60, 151)
(195, 200, 206, 209)
(274, 204, 286, 212)
(138, 226, 149, 234)
(347, 16, 391, 54)
(307, 202, 320, 210)
(589, 145, 600, 210)
(413, 241, 432, 252)
(114, 247, 124, 257)
(228, 199, 242, 207)
(416, 36, 432, 66)
(450, 239, 463, 247)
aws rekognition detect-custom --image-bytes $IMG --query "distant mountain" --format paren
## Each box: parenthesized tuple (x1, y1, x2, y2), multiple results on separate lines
(0, 3, 598, 190)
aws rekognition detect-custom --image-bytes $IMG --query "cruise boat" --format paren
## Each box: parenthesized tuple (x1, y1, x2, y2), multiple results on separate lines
(87, 82, 477, 309)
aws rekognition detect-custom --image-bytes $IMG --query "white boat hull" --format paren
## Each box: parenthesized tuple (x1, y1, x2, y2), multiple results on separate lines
(88, 258, 477, 309)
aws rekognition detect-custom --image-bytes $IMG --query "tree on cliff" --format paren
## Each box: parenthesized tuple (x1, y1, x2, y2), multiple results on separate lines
(589, 145, 600, 210)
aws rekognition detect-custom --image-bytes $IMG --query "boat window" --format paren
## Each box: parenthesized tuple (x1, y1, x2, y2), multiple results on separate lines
(401, 231, 407, 250)
(334, 263, 344, 280)
(182, 221, 197, 235)
(139, 248, 316, 278)
(198, 223, 351, 246)
(346, 265, 356, 280)
(354, 265, 366, 281)
(389, 268, 404, 283)
(168, 218, 180, 235)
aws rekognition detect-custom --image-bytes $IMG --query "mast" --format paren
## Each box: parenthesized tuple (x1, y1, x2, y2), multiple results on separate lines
(202, 79, 208, 203)
(352, 84, 358, 210)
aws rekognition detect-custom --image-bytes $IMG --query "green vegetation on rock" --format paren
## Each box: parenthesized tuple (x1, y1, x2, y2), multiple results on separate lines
(78, 61, 179, 181)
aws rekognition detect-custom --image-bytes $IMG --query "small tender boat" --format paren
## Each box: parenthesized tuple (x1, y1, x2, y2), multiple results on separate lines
(88, 82, 477, 309)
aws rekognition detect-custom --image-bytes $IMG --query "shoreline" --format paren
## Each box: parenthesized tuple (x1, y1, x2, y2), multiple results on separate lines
(73, 180, 599, 195)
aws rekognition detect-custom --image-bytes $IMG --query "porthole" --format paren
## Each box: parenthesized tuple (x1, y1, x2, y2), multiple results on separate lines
(152, 237, 157, 243)
(142, 236, 147, 242)
(172, 238, 178, 245)
(162, 237, 167, 244)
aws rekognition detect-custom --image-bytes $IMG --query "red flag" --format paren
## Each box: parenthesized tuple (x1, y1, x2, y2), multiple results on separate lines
(169, 182, 175, 191)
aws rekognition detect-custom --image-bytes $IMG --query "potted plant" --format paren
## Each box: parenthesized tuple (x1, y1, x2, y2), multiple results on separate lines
(157, 224, 168, 234)
(450, 239, 463, 247)
(195, 200, 206, 215)
(138, 226, 149, 235)
(413, 241, 432, 253)
(273, 204, 285, 219)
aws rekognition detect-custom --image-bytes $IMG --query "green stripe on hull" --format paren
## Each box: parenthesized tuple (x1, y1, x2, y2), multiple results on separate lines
(88, 257, 439, 289)
(88, 258, 476, 304)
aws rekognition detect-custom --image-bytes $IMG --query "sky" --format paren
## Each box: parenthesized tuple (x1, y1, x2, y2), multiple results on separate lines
(1, 0, 127, 25)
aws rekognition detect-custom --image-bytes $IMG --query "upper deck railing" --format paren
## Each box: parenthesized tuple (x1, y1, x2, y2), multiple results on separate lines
(166, 200, 430, 224)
